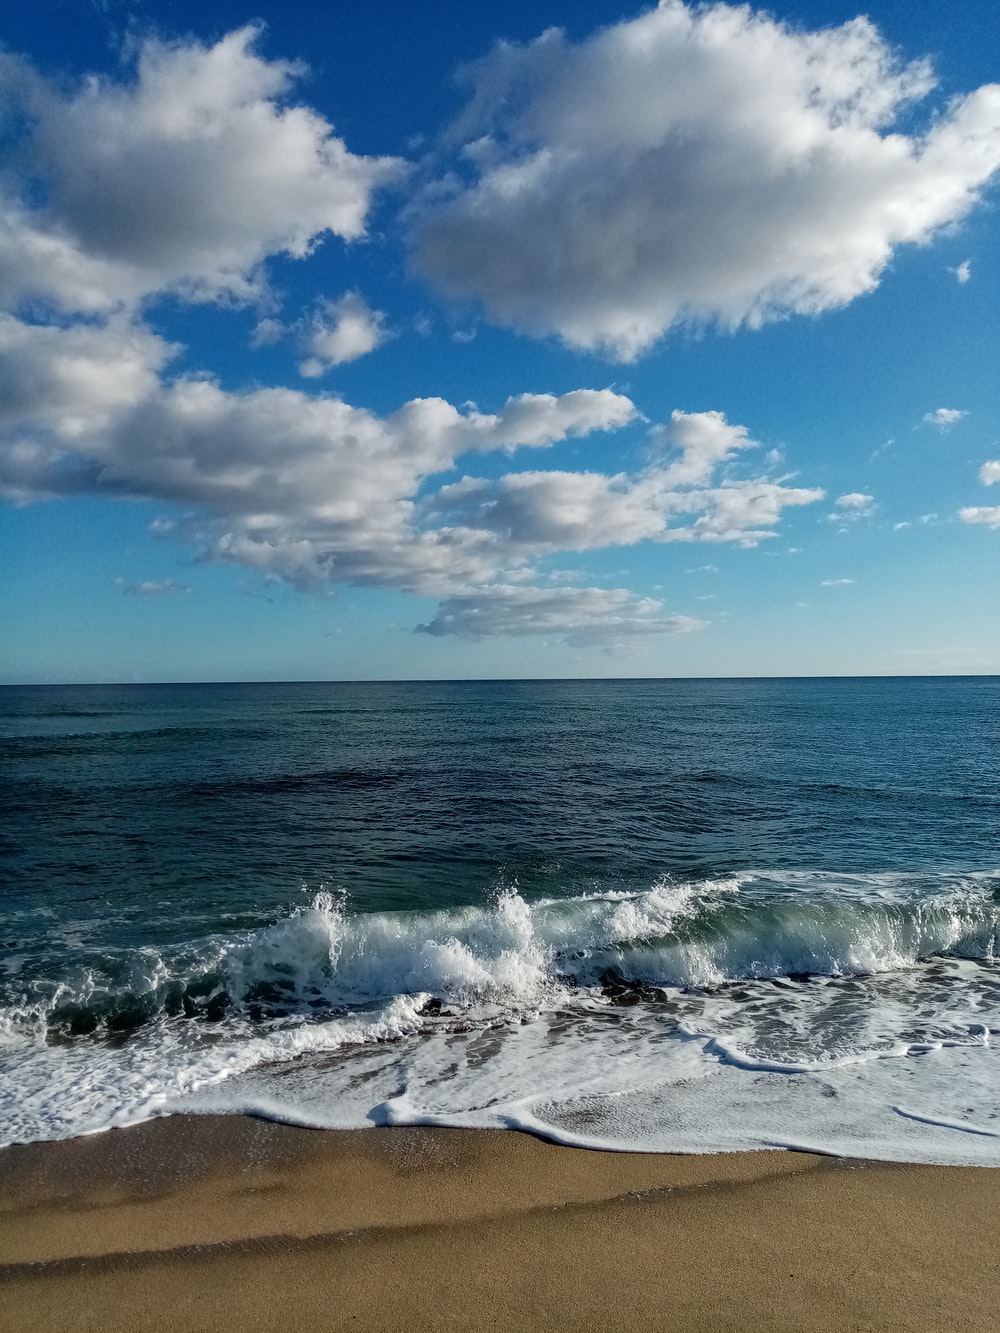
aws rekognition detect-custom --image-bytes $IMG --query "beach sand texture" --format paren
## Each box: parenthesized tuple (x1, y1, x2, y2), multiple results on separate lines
(2, 1118, 999, 1331)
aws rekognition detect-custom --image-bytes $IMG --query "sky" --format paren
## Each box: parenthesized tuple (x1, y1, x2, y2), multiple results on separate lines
(1, 0, 998, 682)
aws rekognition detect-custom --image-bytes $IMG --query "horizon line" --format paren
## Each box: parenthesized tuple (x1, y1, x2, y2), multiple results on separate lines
(3, 673, 998, 688)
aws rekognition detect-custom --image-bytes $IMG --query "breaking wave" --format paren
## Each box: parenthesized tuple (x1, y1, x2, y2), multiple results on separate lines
(4, 871, 1000, 1047)
(5, 869, 1000, 1157)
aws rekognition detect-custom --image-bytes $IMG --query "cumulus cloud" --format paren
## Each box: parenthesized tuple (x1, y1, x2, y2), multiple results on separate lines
(1, 375, 819, 600)
(829, 491, 875, 522)
(415, 585, 704, 644)
(298, 292, 389, 376)
(953, 260, 972, 283)
(957, 460, 1000, 527)
(0, 316, 177, 500)
(0, 365, 637, 594)
(959, 507, 1000, 529)
(432, 468, 669, 550)
(0, 20, 834, 645)
(648, 409, 754, 486)
(0, 334, 819, 633)
(0, 315, 173, 435)
(0, 27, 403, 314)
(250, 318, 285, 349)
(411, 2, 1000, 359)
(431, 410, 823, 551)
(923, 408, 968, 430)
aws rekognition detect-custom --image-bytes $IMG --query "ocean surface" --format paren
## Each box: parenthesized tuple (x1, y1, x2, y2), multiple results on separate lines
(2, 677, 999, 1162)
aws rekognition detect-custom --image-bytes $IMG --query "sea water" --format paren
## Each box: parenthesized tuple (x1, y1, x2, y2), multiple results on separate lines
(2, 677, 999, 1162)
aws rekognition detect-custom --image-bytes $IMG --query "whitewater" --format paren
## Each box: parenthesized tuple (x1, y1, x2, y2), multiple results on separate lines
(2, 678, 999, 1160)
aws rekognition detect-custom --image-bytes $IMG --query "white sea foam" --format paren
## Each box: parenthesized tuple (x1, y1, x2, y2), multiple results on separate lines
(4, 872, 1000, 1160)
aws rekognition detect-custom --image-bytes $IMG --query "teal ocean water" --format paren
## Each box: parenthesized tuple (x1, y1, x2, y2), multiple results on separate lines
(2, 677, 999, 1160)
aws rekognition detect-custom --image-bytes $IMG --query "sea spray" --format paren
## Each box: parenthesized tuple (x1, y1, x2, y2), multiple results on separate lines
(4, 872, 1000, 1158)
(5, 874, 1000, 1046)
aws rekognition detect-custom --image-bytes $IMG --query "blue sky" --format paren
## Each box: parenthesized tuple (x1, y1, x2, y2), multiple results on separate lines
(1, 0, 997, 682)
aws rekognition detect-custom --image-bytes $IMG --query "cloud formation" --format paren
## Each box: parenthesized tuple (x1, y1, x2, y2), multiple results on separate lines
(0, 349, 638, 593)
(0, 314, 173, 435)
(0, 20, 833, 645)
(959, 461, 1000, 531)
(298, 292, 389, 376)
(412, 2, 1000, 358)
(416, 585, 704, 645)
(0, 322, 818, 634)
(0, 27, 403, 314)
(433, 410, 822, 551)
(829, 492, 875, 522)
(959, 507, 1000, 529)
(923, 408, 968, 430)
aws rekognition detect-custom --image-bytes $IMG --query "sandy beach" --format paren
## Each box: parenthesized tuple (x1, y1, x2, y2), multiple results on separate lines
(2, 1117, 998, 1331)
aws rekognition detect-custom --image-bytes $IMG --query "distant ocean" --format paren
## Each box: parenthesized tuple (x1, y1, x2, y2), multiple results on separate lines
(2, 677, 999, 1162)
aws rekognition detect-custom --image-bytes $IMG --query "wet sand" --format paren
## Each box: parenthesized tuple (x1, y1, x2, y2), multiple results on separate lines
(2, 1116, 998, 1331)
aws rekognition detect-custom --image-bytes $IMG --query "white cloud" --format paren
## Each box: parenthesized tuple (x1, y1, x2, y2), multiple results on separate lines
(415, 585, 705, 644)
(923, 408, 968, 430)
(829, 491, 875, 522)
(670, 479, 824, 544)
(412, 3, 1000, 359)
(0, 28, 403, 315)
(0, 366, 637, 597)
(649, 409, 754, 486)
(0, 316, 174, 435)
(251, 318, 285, 349)
(0, 20, 840, 646)
(298, 292, 389, 376)
(433, 468, 668, 550)
(0, 338, 822, 633)
(953, 260, 972, 283)
(462, 388, 639, 450)
(979, 461, 1000, 486)
(0, 316, 176, 500)
(821, 578, 856, 586)
(959, 507, 1000, 529)
(432, 410, 823, 552)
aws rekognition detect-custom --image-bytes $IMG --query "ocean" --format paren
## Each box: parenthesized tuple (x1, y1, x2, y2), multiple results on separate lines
(2, 676, 999, 1162)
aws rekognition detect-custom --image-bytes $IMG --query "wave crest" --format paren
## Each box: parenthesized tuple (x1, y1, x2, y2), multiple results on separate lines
(4, 872, 1000, 1047)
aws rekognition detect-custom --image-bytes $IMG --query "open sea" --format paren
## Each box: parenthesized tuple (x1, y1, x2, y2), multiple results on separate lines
(2, 677, 999, 1162)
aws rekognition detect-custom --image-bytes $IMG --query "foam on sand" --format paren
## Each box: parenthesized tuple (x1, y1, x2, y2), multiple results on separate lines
(4, 871, 1000, 1160)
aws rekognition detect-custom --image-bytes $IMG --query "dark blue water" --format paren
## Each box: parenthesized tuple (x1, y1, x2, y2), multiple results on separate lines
(5, 676, 996, 923)
(2, 677, 1000, 1157)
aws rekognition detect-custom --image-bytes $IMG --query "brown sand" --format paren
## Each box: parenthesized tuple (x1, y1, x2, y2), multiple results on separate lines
(1, 1116, 998, 1331)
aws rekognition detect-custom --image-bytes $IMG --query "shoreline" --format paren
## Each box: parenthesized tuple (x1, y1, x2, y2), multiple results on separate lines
(3, 1117, 1000, 1330)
